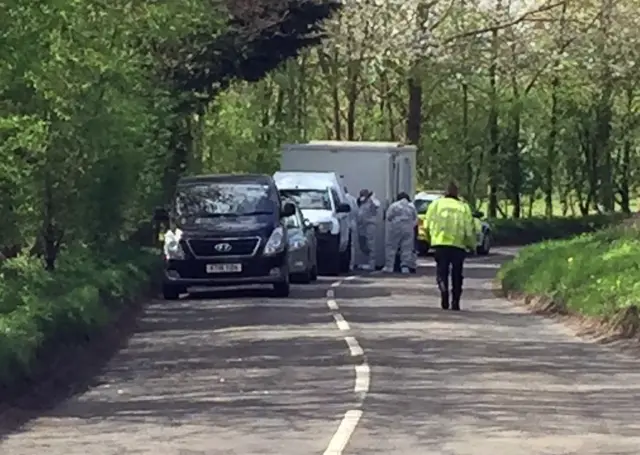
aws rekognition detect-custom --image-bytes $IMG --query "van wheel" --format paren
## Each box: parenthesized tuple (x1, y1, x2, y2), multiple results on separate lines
(162, 284, 180, 300)
(291, 269, 311, 284)
(339, 237, 352, 273)
(326, 253, 341, 276)
(272, 279, 290, 297)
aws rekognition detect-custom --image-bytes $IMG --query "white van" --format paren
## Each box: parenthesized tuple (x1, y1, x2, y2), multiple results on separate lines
(280, 141, 416, 268)
(273, 171, 352, 275)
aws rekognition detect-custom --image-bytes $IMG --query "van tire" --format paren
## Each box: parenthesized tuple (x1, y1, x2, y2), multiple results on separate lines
(339, 236, 352, 273)
(162, 284, 181, 300)
(319, 235, 341, 276)
(272, 279, 290, 297)
(291, 269, 311, 284)
(326, 252, 341, 276)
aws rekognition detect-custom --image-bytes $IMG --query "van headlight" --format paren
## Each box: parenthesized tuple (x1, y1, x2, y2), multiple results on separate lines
(315, 222, 332, 234)
(164, 237, 185, 260)
(264, 226, 285, 255)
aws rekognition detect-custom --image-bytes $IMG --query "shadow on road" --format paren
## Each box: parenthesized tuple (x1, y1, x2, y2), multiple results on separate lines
(46, 326, 355, 423)
(339, 304, 533, 328)
(0, 282, 356, 440)
(356, 331, 640, 438)
(184, 277, 337, 301)
(336, 248, 640, 447)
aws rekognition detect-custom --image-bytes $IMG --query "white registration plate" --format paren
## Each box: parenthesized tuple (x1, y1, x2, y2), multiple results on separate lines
(206, 263, 242, 273)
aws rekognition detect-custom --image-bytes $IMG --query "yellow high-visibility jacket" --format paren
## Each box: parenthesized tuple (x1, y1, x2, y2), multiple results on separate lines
(423, 196, 476, 251)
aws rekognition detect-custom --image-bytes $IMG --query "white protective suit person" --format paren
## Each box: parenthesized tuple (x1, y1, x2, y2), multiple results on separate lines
(356, 189, 380, 270)
(344, 187, 359, 271)
(383, 192, 417, 274)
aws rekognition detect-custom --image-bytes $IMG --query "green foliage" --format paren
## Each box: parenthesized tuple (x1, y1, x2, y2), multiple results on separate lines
(0, 247, 158, 388)
(0, 0, 340, 394)
(490, 213, 628, 245)
(196, 0, 640, 218)
(498, 223, 640, 317)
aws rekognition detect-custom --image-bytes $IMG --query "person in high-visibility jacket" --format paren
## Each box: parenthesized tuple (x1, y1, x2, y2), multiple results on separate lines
(423, 182, 477, 310)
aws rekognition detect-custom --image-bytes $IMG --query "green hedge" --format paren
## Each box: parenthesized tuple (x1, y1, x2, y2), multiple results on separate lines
(498, 220, 640, 319)
(0, 246, 159, 389)
(489, 213, 628, 245)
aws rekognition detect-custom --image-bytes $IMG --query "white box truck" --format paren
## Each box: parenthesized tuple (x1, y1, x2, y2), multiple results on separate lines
(280, 141, 417, 268)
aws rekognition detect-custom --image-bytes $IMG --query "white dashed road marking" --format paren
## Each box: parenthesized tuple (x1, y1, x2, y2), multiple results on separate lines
(344, 336, 363, 356)
(333, 313, 350, 331)
(354, 364, 370, 394)
(323, 277, 370, 455)
(323, 410, 364, 455)
(327, 299, 339, 311)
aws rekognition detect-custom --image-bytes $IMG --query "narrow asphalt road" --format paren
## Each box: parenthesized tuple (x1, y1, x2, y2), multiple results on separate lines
(340, 249, 640, 454)
(3, 248, 640, 454)
(0, 280, 357, 455)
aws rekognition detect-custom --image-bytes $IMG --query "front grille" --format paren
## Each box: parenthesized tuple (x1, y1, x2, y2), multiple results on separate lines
(186, 238, 260, 257)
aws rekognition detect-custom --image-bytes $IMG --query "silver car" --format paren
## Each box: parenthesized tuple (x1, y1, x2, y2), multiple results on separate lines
(284, 201, 318, 283)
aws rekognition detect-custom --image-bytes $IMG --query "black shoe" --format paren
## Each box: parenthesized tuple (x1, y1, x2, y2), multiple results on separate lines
(451, 299, 460, 311)
(441, 293, 449, 310)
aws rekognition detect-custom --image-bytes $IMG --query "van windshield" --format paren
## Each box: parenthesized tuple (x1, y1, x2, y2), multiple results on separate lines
(280, 189, 331, 210)
(176, 183, 276, 217)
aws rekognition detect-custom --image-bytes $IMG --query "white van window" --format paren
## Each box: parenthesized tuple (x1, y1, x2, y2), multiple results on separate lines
(280, 189, 331, 210)
(330, 189, 341, 208)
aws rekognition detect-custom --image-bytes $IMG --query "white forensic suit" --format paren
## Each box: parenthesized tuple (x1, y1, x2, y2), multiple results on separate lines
(383, 198, 417, 273)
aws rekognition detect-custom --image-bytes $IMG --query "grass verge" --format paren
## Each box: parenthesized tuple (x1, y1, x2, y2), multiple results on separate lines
(489, 213, 628, 246)
(0, 245, 159, 404)
(498, 218, 640, 339)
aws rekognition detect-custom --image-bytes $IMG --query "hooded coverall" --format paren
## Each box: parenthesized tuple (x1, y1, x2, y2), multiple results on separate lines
(423, 196, 476, 310)
(384, 199, 417, 272)
(344, 192, 359, 271)
(356, 195, 379, 269)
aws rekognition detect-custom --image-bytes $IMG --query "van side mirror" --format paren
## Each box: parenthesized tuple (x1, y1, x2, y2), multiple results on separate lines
(281, 202, 295, 218)
(336, 203, 351, 213)
(472, 210, 484, 218)
(154, 207, 169, 222)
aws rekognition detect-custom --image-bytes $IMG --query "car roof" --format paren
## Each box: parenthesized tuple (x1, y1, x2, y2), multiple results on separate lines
(414, 191, 442, 201)
(177, 173, 273, 186)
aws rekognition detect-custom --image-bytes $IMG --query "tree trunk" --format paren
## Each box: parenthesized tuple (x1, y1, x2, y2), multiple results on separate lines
(595, 0, 614, 211)
(163, 114, 193, 203)
(618, 85, 634, 213)
(346, 60, 358, 140)
(544, 74, 559, 217)
(487, 29, 500, 218)
(462, 82, 474, 207)
(406, 76, 422, 145)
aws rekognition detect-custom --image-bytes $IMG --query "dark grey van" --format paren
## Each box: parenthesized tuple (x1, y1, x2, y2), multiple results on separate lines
(156, 174, 295, 299)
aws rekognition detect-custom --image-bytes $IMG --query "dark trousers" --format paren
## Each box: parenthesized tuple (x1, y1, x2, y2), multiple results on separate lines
(433, 246, 466, 307)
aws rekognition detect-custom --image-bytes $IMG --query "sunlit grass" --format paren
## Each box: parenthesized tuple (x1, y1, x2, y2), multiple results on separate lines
(499, 224, 640, 317)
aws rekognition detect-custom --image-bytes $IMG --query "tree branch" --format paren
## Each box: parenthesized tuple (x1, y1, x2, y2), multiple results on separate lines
(442, 0, 566, 43)
(522, 10, 602, 94)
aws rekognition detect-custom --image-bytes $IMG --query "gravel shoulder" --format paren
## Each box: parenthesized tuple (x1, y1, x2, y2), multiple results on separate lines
(0, 281, 355, 455)
(339, 249, 640, 454)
